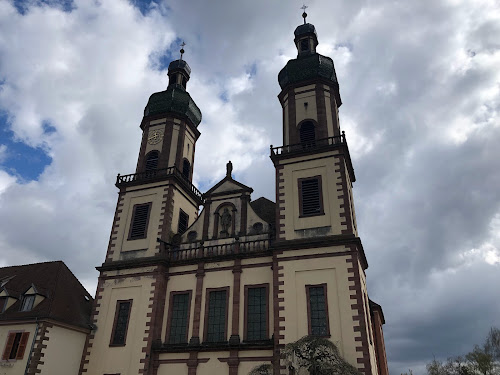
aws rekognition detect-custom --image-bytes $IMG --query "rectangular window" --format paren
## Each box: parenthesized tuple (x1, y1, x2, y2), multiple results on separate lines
(244, 285, 268, 341)
(110, 300, 132, 346)
(167, 291, 192, 344)
(178, 209, 189, 235)
(2, 331, 29, 360)
(298, 176, 324, 217)
(204, 288, 228, 343)
(20, 295, 35, 312)
(128, 203, 151, 240)
(306, 284, 330, 337)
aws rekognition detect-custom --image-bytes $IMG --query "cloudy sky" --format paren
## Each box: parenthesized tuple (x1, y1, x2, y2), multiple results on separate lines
(0, 0, 499, 373)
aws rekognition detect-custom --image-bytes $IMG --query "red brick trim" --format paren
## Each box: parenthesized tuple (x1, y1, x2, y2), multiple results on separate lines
(109, 299, 133, 346)
(26, 322, 53, 375)
(165, 290, 193, 344)
(158, 185, 175, 255)
(139, 266, 168, 374)
(229, 260, 242, 344)
(105, 193, 125, 262)
(243, 283, 270, 341)
(336, 156, 354, 235)
(202, 201, 211, 240)
(189, 263, 205, 345)
(347, 249, 372, 375)
(203, 287, 230, 343)
(272, 251, 285, 375)
(79, 277, 105, 374)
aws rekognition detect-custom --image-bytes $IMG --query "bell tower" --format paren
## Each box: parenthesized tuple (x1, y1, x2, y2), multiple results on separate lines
(272, 15, 355, 241)
(79, 49, 204, 375)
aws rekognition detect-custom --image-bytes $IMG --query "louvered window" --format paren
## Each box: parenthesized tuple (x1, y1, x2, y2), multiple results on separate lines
(245, 286, 268, 341)
(168, 292, 191, 344)
(129, 203, 151, 240)
(178, 209, 189, 235)
(300, 121, 316, 148)
(182, 159, 190, 179)
(205, 289, 227, 343)
(307, 285, 330, 336)
(110, 300, 132, 346)
(299, 177, 323, 216)
(145, 151, 159, 171)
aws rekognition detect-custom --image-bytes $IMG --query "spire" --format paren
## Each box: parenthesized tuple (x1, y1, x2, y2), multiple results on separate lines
(301, 4, 308, 24)
(167, 40, 191, 89)
(180, 41, 186, 60)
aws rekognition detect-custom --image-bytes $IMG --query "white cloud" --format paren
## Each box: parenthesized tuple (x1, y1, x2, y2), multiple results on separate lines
(0, 1, 499, 374)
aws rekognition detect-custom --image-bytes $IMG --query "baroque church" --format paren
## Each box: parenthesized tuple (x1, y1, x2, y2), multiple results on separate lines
(79, 16, 389, 375)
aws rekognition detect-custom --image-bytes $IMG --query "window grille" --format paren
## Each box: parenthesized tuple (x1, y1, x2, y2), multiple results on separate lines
(206, 290, 227, 343)
(308, 286, 329, 336)
(246, 287, 267, 341)
(168, 293, 190, 344)
(111, 300, 132, 346)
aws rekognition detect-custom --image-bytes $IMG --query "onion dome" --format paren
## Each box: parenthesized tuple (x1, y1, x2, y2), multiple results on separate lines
(278, 22, 342, 106)
(143, 58, 202, 127)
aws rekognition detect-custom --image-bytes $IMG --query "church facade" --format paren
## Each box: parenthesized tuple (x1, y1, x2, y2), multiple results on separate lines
(79, 19, 388, 375)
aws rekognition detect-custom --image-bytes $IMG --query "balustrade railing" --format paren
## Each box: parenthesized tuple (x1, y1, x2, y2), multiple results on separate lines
(116, 167, 203, 201)
(166, 238, 270, 262)
(270, 132, 346, 157)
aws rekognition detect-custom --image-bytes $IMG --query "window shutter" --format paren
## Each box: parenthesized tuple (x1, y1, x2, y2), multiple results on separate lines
(130, 204, 151, 239)
(15, 332, 29, 360)
(2, 333, 15, 360)
(301, 178, 321, 215)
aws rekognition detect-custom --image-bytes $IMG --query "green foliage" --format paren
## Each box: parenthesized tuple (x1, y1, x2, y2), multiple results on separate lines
(281, 335, 362, 375)
(425, 327, 500, 375)
(248, 364, 273, 375)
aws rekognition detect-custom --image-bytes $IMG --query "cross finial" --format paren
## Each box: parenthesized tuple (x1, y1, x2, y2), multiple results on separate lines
(180, 41, 186, 60)
(301, 4, 308, 24)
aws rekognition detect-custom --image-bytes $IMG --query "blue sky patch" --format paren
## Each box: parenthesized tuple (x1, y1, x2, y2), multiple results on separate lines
(149, 37, 184, 72)
(12, 0, 74, 15)
(0, 114, 52, 182)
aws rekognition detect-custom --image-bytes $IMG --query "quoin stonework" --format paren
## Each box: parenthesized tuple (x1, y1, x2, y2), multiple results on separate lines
(79, 19, 389, 375)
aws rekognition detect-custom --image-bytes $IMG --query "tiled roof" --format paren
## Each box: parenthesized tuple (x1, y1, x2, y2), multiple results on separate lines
(250, 197, 276, 227)
(0, 261, 93, 330)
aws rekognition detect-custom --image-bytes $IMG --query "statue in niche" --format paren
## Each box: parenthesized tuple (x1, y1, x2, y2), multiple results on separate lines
(220, 207, 232, 237)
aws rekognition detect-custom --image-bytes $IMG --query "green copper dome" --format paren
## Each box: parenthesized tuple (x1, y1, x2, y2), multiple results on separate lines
(278, 53, 338, 89)
(144, 84, 202, 127)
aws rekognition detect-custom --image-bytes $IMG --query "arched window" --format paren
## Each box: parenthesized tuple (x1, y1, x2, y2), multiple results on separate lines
(182, 159, 190, 179)
(145, 151, 159, 171)
(300, 121, 316, 148)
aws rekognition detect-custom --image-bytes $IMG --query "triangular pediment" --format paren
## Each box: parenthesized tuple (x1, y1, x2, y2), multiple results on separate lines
(0, 288, 9, 297)
(24, 285, 38, 295)
(204, 176, 253, 198)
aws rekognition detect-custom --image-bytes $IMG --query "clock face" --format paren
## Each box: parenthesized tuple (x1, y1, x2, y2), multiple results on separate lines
(147, 130, 163, 145)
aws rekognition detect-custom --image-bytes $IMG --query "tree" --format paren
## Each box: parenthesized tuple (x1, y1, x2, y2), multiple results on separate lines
(248, 364, 273, 375)
(281, 335, 362, 375)
(485, 328, 500, 361)
(466, 346, 495, 375)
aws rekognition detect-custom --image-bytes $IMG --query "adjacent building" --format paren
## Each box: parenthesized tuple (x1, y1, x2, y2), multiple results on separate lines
(0, 261, 93, 375)
(79, 18, 389, 375)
